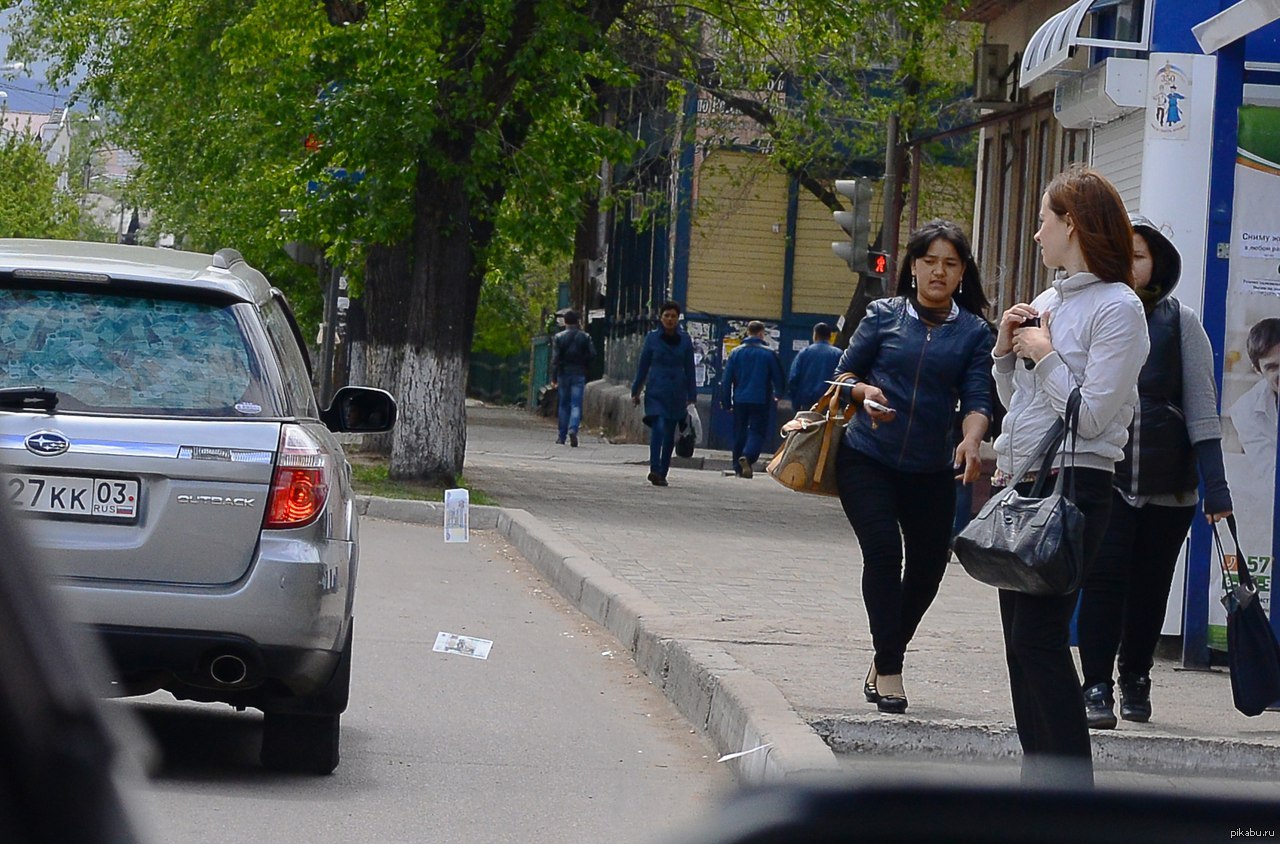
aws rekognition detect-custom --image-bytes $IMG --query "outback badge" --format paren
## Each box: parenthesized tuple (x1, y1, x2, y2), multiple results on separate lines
(25, 430, 70, 457)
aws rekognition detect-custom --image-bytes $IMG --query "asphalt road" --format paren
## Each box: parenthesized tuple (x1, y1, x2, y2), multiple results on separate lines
(117, 520, 734, 844)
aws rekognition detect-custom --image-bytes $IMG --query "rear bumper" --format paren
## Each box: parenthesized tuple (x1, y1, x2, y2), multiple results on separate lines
(54, 534, 354, 665)
(94, 624, 341, 703)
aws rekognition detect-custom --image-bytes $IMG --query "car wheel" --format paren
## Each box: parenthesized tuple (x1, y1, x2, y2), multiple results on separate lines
(261, 711, 340, 774)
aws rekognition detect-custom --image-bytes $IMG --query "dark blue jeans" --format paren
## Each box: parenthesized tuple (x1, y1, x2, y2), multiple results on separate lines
(649, 415, 679, 477)
(556, 374, 586, 441)
(731, 402, 770, 470)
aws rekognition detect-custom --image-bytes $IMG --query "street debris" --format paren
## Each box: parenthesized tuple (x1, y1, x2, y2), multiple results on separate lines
(433, 631, 492, 659)
(444, 488, 469, 543)
(717, 743, 773, 763)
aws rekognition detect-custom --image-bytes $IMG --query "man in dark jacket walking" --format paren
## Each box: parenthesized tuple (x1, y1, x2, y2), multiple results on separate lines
(550, 311, 595, 447)
(722, 321, 785, 478)
(788, 322, 842, 412)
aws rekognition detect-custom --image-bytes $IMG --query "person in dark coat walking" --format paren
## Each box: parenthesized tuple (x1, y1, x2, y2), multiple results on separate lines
(1076, 216, 1233, 729)
(631, 301, 697, 486)
(550, 310, 595, 447)
(789, 322, 843, 413)
(722, 320, 786, 478)
(833, 219, 994, 716)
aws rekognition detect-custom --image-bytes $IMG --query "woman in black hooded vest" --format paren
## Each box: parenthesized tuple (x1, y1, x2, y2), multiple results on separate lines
(1076, 215, 1234, 729)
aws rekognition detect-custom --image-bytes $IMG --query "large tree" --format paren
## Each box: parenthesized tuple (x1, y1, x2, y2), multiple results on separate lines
(5, 0, 974, 482)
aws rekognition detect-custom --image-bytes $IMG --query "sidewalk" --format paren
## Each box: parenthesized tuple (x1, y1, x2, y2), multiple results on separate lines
(388, 404, 1280, 783)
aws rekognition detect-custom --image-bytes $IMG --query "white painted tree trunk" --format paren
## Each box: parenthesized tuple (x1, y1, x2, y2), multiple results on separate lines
(389, 342, 467, 481)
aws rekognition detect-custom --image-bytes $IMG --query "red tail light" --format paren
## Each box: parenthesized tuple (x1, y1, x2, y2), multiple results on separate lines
(265, 425, 329, 529)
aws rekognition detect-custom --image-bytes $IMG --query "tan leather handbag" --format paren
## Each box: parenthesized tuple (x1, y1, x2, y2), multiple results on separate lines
(766, 376, 855, 496)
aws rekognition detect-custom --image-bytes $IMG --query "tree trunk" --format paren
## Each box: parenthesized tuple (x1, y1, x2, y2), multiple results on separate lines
(387, 156, 487, 483)
(361, 240, 412, 456)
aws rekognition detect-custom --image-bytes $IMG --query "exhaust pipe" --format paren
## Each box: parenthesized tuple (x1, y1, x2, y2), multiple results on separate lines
(209, 653, 249, 686)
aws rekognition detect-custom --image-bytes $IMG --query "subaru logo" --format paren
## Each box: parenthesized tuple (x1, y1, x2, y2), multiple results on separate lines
(25, 430, 70, 457)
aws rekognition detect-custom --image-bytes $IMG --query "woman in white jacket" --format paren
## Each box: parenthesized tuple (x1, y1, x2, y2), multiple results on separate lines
(990, 166, 1149, 788)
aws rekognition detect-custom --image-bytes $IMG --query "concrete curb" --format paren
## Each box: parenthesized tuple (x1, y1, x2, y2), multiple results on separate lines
(358, 496, 1280, 781)
(357, 495, 841, 784)
(813, 715, 1280, 778)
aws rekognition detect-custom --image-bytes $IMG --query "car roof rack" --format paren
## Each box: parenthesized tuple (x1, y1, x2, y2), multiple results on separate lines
(212, 248, 246, 270)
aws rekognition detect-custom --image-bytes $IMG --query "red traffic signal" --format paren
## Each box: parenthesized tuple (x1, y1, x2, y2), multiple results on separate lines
(866, 250, 889, 278)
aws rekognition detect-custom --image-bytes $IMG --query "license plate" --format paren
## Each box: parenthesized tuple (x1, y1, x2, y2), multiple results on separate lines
(4, 473, 140, 521)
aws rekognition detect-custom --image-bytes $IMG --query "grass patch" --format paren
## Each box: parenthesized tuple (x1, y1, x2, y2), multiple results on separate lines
(348, 459, 498, 506)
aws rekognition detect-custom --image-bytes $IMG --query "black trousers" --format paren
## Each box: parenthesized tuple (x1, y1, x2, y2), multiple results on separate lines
(998, 467, 1113, 788)
(1077, 493, 1197, 688)
(836, 445, 956, 676)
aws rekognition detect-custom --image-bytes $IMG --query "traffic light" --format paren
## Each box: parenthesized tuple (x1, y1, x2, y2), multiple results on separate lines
(866, 250, 889, 279)
(831, 178, 873, 274)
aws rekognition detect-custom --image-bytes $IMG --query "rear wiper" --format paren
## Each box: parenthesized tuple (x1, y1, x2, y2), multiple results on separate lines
(0, 387, 60, 411)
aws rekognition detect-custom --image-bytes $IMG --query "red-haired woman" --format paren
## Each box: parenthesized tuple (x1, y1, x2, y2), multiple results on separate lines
(990, 166, 1149, 788)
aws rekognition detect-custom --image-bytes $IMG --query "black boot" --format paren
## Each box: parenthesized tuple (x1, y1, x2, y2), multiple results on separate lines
(1118, 674, 1152, 723)
(1083, 682, 1117, 730)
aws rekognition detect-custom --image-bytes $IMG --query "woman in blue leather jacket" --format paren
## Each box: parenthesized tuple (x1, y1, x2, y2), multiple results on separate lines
(833, 219, 995, 714)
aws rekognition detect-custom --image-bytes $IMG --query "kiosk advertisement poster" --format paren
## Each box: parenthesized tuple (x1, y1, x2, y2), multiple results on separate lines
(1212, 106, 1280, 649)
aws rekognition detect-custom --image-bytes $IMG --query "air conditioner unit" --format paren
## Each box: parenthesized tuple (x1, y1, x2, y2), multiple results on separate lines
(973, 43, 1011, 103)
(1053, 58, 1147, 129)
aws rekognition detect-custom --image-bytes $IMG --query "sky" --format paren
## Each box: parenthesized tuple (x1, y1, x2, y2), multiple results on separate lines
(0, 8, 77, 114)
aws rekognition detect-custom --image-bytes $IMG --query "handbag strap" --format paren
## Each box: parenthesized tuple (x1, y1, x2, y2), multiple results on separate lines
(1044, 388, 1082, 501)
(812, 380, 854, 485)
(1008, 387, 1082, 493)
(1213, 514, 1255, 595)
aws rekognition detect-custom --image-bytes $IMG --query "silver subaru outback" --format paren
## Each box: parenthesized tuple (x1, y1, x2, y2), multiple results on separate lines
(0, 239, 396, 775)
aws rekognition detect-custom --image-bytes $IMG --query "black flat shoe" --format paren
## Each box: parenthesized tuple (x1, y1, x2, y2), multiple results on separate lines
(648, 472, 668, 486)
(863, 664, 880, 704)
(875, 673, 907, 713)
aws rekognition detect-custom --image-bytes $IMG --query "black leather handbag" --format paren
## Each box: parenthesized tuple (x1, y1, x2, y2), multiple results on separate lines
(954, 389, 1085, 596)
(1214, 515, 1280, 716)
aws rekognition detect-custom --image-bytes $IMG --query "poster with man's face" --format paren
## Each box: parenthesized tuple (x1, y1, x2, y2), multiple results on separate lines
(1213, 107, 1280, 646)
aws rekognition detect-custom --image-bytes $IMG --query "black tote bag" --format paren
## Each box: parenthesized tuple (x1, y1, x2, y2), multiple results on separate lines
(1214, 515, 1280, 717)
(954, 389, 1086, 596)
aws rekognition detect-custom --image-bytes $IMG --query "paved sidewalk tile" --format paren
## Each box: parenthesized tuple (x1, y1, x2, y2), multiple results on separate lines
(461, 405, 1280, 771)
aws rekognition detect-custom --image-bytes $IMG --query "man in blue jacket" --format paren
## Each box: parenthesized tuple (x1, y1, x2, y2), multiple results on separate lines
(722, 321, 785, 478)
(788, 322, 842, 413)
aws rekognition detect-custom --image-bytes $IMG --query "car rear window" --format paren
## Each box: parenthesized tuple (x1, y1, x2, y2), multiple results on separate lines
(0, 287, 277, 417)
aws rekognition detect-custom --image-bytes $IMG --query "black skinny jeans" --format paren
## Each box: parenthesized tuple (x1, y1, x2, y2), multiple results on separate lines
(998, 466, 1113, 789)
(836, 445, 956, 676)
(1077, 493, 1197, 688)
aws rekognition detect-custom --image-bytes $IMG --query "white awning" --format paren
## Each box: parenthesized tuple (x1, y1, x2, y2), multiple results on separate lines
(1020, 0, 1153, 88)
(1194, 0, 1280, 55)
(1021, 0, 1094, 88)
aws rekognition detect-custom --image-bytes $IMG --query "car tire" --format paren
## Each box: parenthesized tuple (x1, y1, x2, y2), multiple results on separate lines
(261, 711, 340, 774)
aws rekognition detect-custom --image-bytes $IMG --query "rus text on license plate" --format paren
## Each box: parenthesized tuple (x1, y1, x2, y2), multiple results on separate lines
(4, 474, 140, 520)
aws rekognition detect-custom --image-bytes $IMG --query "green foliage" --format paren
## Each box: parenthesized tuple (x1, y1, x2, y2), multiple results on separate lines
(473, 257, 561, 358)
(0, 132, 79, 239)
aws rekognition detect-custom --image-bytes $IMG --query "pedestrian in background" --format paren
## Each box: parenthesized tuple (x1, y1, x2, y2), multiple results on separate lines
(833, 219, 994, 714)
(1076, 216, 1233, 730)
(550, 310, 595, 447)
(788, 322, 843, 413)
(722, 320, 786, 478)
(631, 301, 697, 487)
(991, 165, 1148, 788)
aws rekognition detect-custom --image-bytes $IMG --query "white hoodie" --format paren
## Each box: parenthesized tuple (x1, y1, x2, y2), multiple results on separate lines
(992, 272, 1149, 475)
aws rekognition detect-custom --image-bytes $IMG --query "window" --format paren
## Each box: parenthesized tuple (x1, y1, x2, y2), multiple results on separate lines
(261, 297, 320, 419)
(0, 287, 274, 417)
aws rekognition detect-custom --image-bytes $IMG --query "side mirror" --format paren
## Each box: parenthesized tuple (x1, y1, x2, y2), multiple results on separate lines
(321, 386, 397, 434)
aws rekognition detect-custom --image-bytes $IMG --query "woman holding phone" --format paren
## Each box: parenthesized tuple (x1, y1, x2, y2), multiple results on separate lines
(991, 166, 1149, 787)
(832, 219, 994, 714)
